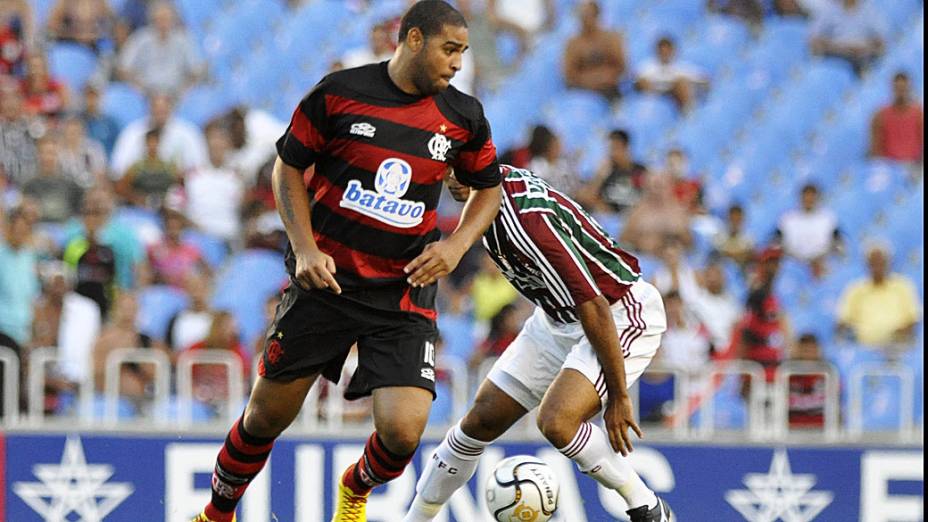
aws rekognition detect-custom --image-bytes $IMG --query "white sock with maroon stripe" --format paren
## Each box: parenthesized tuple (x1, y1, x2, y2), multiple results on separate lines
(558, 422, 657, 511)
(404, 422, 490, 522)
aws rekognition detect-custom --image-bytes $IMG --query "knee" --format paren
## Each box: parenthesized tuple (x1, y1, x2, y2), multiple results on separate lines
(377, 422, 424, 456)
(536, 405, 581, 449)
(243, 400, 292, 438)
(460, 405, 505, 442)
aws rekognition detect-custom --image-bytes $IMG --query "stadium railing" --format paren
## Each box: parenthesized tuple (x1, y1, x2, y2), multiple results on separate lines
(103, 348, 172, 427)
(772, 361, 841, 441)
(0, 345, 19, 425)
(175, 349, 245, 427)
(696, 359, 767, 441)
(5, 349, 923, 444)
(848, 362, 917, 442)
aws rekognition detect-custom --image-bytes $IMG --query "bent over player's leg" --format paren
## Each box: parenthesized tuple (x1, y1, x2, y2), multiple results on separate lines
(404, 380, 528, 522)
(537, 369, 658, 512)
(198, 374, 317, 522)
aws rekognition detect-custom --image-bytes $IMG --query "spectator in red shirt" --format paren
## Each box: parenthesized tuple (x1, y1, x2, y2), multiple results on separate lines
(144, 206, 210, 288)
(870, 71, 923, 165)
(733, 246, 792, 384)
(182, 310, 250, 414)
(20, 53, 69, 119)
(787, 333, 826, 429)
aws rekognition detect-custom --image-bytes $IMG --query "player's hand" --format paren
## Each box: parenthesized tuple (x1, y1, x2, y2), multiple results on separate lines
(604, 394, 643, 457)
(404, 240, 466, 287)
(293, 246, 341, 294)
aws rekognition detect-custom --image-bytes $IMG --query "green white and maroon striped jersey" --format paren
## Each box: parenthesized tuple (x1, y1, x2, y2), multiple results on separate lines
(482, 165, 641, 324)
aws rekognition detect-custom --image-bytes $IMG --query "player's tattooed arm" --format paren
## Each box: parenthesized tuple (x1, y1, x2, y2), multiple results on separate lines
(272, 158, 341, 294)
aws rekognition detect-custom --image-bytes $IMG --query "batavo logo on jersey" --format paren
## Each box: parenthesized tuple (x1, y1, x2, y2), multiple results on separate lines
(340, 158, 426, 228)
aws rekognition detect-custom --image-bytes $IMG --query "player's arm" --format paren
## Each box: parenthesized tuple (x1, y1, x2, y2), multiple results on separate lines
(532, 212, 641, 454)
(576, 296, 641, 456)
(274, 84, 341, 294)
(406, 103, 503, 287)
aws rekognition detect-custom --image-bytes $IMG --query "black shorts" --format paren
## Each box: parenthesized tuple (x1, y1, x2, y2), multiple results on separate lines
(258, 282, 439, 400)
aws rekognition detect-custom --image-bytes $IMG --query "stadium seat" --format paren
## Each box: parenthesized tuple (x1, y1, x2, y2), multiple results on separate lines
(437, 314, 476, 361)
(211, 249, 288, 346)
(113, 206, 163, 247)
(181, 229, 229, 269)
(137, 285, 190, 342)
(102, 82, 148, 130)
(176, 84, 237, 127)
(48, 43, 98, 92)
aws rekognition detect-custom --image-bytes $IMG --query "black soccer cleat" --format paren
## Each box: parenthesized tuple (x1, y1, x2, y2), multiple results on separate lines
(626, 496, 673, 522)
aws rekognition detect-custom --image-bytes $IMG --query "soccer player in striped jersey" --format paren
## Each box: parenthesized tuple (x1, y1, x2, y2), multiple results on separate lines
(193, 2, 502, 522)
(405, 166, 674, 522)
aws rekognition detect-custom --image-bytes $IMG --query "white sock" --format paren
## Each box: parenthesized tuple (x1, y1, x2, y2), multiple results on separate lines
(404, 423, 491, 522)
(558, 422, 657, 510)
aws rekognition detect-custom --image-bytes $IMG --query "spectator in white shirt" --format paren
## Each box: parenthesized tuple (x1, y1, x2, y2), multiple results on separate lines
(110, 93, 208, 179)
(59, 115, 107, 189)
(692, 260, 741, 350)
(117, 0, 204, 96)
(185, 123, 244, 243)
(775, 183, 843, 277)
(220, 107, 286, 186)
(166, 271, 214, 352)
(809, 0, 886, 75)
(635, 36, 708, 112)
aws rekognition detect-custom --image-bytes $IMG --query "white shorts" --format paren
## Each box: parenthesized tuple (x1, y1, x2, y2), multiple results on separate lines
(487, 280, 667, 411)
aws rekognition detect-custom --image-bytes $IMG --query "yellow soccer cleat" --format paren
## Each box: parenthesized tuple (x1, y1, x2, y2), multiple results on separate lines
(191, 512, 235, 522)
(331, 473, 370, 521)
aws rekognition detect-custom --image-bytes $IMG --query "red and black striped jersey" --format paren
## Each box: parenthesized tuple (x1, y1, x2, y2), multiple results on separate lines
(484, 166, 641, 324)
(276, 62, 500, 301)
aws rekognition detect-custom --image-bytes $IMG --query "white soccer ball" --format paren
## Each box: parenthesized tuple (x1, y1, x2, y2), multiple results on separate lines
(485, 455, 559, 522)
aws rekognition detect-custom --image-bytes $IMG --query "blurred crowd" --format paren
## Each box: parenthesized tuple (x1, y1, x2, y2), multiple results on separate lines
(0, 0, 923, 431)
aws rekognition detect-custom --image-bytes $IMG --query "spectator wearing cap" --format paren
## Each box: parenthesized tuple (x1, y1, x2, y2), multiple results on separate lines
(837, 242, 921, 347)
(810, 0, 885, 75)
(731, 245, 791, 383)
(79, 82, 120, 156)
(111, 92, 208, 179)
(635, 36, 708, 112)
(579, 129, 648, 215)
(30, 261, 101, 414)
(117, 0, 204, 96)
(563, 1, 627, 100)
(774, 183, 843, 277)
(142, 207, 210, 288)
(870, 72, 923, 166)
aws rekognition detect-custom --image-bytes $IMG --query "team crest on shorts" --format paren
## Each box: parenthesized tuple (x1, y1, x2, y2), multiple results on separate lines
(340, 158, 426, 228)
(266, 339, 284, 365)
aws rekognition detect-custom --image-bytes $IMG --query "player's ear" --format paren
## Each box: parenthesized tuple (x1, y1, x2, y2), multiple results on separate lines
(405, 27, 425, 53)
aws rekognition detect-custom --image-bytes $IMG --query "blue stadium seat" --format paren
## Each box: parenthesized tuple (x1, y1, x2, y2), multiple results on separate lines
(113, 206, 163, 245)
(181, 229, 229, 269)
(211, 249, 288, 346)
(137, 285, 190, 342)
(48, 43, 98, 92)
(176, 0, 225, 35)
(437, 314, 476, 361)
(102, 82, 148, 129)
(680, 16, 751, 76)
(176, 84, 237, 127)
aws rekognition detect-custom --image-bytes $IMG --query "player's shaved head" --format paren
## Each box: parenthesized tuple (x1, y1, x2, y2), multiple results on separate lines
(399, 0, 467, 42)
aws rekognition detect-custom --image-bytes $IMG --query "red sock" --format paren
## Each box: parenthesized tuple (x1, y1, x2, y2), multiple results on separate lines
(204, 415, 276, 521)
(342, 432, 415, 496)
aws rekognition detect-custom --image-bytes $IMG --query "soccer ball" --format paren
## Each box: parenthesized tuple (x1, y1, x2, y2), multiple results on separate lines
(485, 455, 559, 522)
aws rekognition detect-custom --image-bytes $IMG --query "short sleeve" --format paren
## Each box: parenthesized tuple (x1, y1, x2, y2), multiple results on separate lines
(275, 79, 331, 171)
(531, 213, 602, 306)
(452, 101, 500, 189)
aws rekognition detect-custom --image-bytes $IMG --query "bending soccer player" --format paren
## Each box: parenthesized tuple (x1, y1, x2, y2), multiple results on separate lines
(405, 166, 674, 522)
(193, 2, 502, 521)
